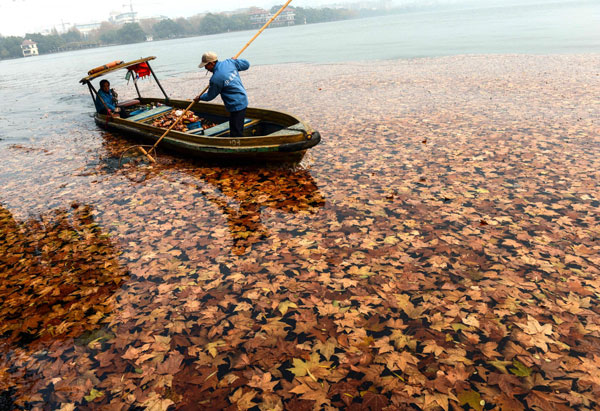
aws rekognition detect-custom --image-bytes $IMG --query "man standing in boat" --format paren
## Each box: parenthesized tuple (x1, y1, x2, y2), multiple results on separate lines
(194, 51, 250, 137)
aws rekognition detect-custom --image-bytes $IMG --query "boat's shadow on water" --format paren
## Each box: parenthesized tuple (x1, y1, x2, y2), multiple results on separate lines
(93, 135, 327, 255)
(193, 165, 326, 255)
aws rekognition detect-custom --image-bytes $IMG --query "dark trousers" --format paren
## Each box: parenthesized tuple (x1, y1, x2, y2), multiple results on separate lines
(229, 108, 246, 137)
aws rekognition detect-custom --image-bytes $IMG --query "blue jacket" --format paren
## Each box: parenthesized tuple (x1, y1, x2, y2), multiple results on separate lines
(200, 59, 250, 112)
(95, 89, 117, 113)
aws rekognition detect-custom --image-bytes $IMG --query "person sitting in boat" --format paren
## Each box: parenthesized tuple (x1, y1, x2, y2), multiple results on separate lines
(95, 79, 122, 116)
(194, 51, 250, 137)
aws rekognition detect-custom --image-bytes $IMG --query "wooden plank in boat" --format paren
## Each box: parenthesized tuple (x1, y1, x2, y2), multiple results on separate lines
(266, 123, 305, 136)
(189, 121, 227, 136)
(128, 106, 172, 122)
(212, 119, 261, 137)
(187, 118, 259, 136)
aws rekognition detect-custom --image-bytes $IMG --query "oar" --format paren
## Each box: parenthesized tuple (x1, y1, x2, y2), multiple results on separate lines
(139, 0, 294, 163)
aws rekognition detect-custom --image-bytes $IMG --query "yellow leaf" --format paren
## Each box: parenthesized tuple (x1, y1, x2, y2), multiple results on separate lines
(458, 391, 483, 411)
(84, 388, 104, 402)
(384, 236, 399, 245)
(278, 300, 298, 315)
(288, 353, 321, 377)
(206, 340, 226, 357)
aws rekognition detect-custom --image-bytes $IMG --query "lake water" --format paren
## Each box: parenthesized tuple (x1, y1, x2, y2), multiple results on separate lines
(0, 0, 598, 144)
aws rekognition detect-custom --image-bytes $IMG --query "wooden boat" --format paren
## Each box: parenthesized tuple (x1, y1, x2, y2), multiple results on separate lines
(80, 57, 320, 162)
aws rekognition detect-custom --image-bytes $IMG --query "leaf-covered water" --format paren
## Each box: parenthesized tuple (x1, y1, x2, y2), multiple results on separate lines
(1, 55, 599, 410)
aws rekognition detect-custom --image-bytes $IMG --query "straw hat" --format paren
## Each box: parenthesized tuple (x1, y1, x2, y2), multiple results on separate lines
(198, 51, 218, 68)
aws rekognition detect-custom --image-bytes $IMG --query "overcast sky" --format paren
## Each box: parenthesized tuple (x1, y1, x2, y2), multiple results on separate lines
(0, 0, 356, 36)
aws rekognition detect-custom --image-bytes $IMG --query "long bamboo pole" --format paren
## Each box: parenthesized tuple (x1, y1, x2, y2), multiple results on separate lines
(234, 0, 293, 59)
(141, 0, 294, 163)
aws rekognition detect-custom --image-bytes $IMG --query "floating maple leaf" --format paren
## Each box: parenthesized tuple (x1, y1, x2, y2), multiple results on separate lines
(516, 315, 555, 352)
(247, 372, 278, 392)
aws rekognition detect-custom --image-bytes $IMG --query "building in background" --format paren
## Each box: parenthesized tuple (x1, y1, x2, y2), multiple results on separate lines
(248, 7, 296, 28)
(74, 23, 102, 38)
(109, 11, 138, 24)
(21, 39, 39, 57)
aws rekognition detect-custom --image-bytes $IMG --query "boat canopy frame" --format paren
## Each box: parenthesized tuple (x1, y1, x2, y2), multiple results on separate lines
(80, 56, 169, 112)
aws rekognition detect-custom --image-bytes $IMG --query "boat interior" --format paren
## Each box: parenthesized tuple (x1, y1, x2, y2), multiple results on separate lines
(115, 98, 300, 138)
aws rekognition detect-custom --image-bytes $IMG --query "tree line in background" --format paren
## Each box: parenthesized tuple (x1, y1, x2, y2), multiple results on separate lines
(0, 6, 362, 60)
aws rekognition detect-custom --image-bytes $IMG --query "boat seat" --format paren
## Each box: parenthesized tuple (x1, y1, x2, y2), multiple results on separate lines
(127, 105, 172, 122)
(266, 123, 305, 136)
(118, 99, 140, 108)
(187, 118, 259, 136)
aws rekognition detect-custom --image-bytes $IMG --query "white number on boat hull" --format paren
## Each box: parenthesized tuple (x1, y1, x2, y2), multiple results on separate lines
(230, 139, 241, 146)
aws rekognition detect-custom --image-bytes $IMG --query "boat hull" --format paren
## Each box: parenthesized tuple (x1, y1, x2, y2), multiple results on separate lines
(95, 98, 320, 163)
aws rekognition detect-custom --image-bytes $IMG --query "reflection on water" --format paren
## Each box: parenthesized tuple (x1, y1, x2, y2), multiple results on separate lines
(95, 132, 325, 256)
(185, 167, 325, 255)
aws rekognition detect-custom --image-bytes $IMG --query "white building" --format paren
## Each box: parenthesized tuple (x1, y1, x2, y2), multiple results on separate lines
(74, 23, 102, 38)
(109, 11, 138, 24)
(21, 40, 39, 57)
(249, 8, 295, 28)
